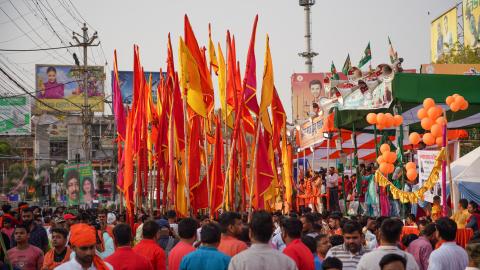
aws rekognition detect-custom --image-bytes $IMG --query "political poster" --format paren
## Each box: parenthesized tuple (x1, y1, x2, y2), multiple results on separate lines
(464, 0, 480, 49)
(291, 72, 348, 122)
(64, 162, 95, 207)
(431, 7, 458, 62)
(35, 65, 105, 113)
(0, 96, 31, 135)
(113, 71, 166, 104)
(420, 63, 480, 75)
(417, 150, 444, 203)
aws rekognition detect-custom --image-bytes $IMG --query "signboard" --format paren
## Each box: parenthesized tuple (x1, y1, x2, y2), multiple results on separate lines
(417, 150, 444, 203)
(0, 96, 31, 135)
(113, 71, 165, 104)
(298, 116, 324, 148)
(64, 162, 95, 207)
(463, 0, 480, 49)
(291, 72, 348, 122)
(47, 120, 68, 141)
(421, 63, 480, 75)
(35, 65, 105, 113)
(431, 7, 458, 62)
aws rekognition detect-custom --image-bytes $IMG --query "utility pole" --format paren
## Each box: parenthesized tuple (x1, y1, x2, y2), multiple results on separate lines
(72, 23, 98, 162)
(298, 0, 318, 73)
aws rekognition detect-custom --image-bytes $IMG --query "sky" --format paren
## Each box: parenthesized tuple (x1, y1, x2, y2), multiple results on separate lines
(0, 0, 457, 120)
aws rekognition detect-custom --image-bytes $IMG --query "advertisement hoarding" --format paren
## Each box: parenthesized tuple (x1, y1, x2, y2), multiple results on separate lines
(113, 71, 166, 104)
(464, 0, 480, 49)
(291, 72, 348, 122)
(64, 162, 95, 207)
(431, 7, 458, 62)
(0, 96, 31, 135)
(35, 65, 105, 113)
(417, 150, 444, 203)
(420, 63, 480, 75)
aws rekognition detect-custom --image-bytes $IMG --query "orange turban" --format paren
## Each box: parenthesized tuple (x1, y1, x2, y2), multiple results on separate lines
(70, 223, 97, 247)
(69, 223, 110, 270)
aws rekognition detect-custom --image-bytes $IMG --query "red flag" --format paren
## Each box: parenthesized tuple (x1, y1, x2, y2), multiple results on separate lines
(113, 50, 126, 140)
(255, 128, 274, 209)
(210, 116, 225, 216)
(242, 15, 260, 116)
(188, 115, 202, 195)
(272, 87, 286, 152)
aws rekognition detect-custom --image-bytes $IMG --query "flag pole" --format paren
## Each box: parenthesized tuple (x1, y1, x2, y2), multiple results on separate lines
(248, 119, 261, 220)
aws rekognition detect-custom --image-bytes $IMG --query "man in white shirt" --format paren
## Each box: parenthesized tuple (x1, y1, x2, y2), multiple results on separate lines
(228, 211, 297, 270)
(325, 167, 340, 212)
(357, 218, 419, 270)
(428, 217, 468, 270)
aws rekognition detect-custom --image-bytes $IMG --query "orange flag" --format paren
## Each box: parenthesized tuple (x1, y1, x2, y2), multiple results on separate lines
(255, 128, 275, 209)
(259, 35, 274, 135)
(210, 116, 225, 216)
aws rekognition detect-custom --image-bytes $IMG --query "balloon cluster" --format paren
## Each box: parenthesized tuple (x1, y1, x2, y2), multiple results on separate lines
(366, 112, 403, 130)
(446, 94, 469, 112)
(405, 161, 418, 182)
(377, 143, 397, 175)
(409, 98, 446, 146)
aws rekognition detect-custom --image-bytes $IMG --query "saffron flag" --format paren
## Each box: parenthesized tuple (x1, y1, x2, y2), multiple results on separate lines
(112, 50, 126, 141)
(210, 116, 225, 216)
(259, 35, 274, 135)
(255, 128, 275, 209)
(208, 24, 219, 75)
(272, 87, 286, 153)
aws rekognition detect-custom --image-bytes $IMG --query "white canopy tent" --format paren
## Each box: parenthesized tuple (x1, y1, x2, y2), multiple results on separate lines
(451, 146, 480, 210)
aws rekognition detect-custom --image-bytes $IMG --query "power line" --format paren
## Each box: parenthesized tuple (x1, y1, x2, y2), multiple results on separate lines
(0, 44, 79, 52)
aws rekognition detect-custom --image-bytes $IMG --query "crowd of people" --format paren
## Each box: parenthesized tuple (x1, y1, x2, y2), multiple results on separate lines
(0, 200, 479, 270)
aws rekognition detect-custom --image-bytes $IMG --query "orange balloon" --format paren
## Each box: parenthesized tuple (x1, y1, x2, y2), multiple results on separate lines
(461, 100, 469, 111)
(385, 113, 394, 128)
(379, 162, 389, 175)
(423, 133, 435, 145)
(454, 95, 465, 105)
(453, 94, 460, 98)
(436, 136, 443, 147)
(406, 161, 416, 171)
(366, 113, 377, 124)
(387, 163, 395, 174)
(377, 156, 385, 164)
(431, 124, 443, 137)
(417, 108, 427, 120)
(406, 169, 418, 181)
(450, 102, 461, 112)
(376, 113, 386, 125)
(393, 115, 403, 126)
(377, 124, 384, 130)
(409, 132, 421, 145)
(387, 151, 397, 164)
(427, 106, 442, 120)
(436, 117, 447, 126)
(423, 98, 435, 110)
(446, 96, 454, 106)
(382, 152, 390, 163)
(421, 117, 434, 130)
(380, 143, 390, 154)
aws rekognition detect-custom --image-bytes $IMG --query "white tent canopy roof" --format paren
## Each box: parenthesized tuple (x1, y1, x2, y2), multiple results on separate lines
(452, 146, 480, 183)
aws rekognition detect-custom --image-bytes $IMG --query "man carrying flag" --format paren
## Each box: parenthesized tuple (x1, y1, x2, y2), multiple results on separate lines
(358, 42, 371, 68)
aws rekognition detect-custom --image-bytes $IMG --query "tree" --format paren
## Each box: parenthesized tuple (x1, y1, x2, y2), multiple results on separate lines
(436, 42, 480, 64)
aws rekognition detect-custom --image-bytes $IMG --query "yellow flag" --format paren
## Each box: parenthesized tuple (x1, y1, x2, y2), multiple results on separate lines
(208, 25, 219, 75)
(179, 37, 207, 118)
(282, 126, 293, 208)
(259, 35, 273, 134)
(216, 43, 234, 127)
(146, 74, 154, 169)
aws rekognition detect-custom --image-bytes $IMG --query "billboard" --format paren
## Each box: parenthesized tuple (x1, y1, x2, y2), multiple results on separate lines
(464, 0, 480, 48)
(113, 71, 166, 104)
(0, 96, 31, 135)
(420, 63, 480, 75)
(35, 65, 105, 113)
(417, 150, 443, 203)
(291, 72, 348, 122)
(64, 162, 95, 207)
(431, 7, 458, 62)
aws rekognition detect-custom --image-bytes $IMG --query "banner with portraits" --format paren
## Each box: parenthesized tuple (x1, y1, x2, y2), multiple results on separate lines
(64, 162, 95, 206)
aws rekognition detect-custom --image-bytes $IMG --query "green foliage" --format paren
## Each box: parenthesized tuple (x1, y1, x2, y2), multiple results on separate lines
(436, 42, 480, 64)
(0, 141, 12, 155)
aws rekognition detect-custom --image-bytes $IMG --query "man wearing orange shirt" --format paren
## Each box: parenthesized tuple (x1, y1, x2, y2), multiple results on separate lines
(133, 220, 166, 270)
(217, 212, 247, 257)
(168, 218, 198, 270)
(41, 227, 71, 270)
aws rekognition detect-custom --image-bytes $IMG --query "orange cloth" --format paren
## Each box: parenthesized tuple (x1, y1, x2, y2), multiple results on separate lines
(70, 224, 109, 270)
(42, 247, 72, 270)
(400, 226, 420, 242)
(456, 228, 474, 248)
(168, 241, 195, 270)
(217, 235, 248, 257)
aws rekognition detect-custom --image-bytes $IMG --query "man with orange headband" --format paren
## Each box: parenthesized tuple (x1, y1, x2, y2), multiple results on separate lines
(54, 223, 113, 270)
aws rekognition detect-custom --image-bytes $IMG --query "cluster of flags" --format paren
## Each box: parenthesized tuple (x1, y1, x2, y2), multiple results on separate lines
(112, 15, 294, 221)
(330, 37, 399, 79)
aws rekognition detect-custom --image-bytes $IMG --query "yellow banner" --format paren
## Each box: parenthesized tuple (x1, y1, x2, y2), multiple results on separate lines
(35, 96, 105, 112)
(464, 0, 480, 48)
(431, 7, 458, 62)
